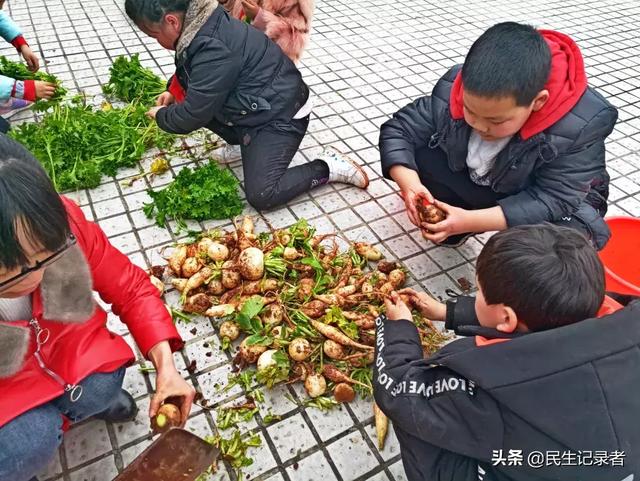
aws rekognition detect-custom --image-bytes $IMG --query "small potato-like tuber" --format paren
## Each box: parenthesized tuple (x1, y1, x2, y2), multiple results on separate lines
(417, 200, 446, 225)
(334, 383, 356, 403)
(288, 338, 312, 361)
(219, 320, 240, 341)
(151, 403, 182, 433)
(304, 373, 327, 398)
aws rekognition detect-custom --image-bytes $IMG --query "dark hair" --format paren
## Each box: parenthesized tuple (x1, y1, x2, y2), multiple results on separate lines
(0, 135, 70, 271)
(125, 0, 190, 24)
(462, 22, 552, 106)
(476, 224, 605, 331)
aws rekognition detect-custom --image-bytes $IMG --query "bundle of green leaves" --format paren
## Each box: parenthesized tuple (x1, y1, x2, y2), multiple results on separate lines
(143, 161, 243, 227)
(10, 96, 175, 191)
(0, 56, 67, 111)
(102, 54, 166, 105)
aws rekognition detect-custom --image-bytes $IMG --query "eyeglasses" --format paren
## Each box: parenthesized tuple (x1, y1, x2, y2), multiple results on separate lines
(0, 234, 77, 294)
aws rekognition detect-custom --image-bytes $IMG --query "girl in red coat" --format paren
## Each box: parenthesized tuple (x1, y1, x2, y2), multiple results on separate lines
(0, 135, 193, 481)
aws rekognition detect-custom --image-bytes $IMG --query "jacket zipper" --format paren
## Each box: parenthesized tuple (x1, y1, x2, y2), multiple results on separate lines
(29, 319, 83, 402)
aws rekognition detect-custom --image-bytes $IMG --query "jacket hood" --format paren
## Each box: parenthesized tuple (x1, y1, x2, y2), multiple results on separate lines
(0, 244, 95, 378)
(176, 0, 219, 58)
(435, 302, 640, 458)
(450, 30, 588, 140)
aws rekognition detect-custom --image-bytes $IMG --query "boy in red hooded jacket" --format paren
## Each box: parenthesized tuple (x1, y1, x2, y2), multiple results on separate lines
(380, 22, 617, 249)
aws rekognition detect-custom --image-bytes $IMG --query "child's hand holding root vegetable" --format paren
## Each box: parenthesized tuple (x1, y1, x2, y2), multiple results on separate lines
(384, 291, 413, 321)
(397, 288, 447, 322)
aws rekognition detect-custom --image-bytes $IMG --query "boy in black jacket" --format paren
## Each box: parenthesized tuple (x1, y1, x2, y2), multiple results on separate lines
(374, 224, 638, 481)
(380, 22, 617, 249)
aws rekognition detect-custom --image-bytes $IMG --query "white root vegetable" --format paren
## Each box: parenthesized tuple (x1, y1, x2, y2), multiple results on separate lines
(271, 325, 285, 348)
(336, 285, 357, 296)
(183, 267, 213, 297)
(361, 282, 374, 296)
(283, 247, 301, 261)
(149, 275, 165, 295)
(171, 278, 187, 292)
(237, 247, 264, 281)
(379, 282, 395, 296)
(323, 339, 347, 360)
(240, 216, 255, 237)
(222, 261, 242, 289)
(182, 257, 201, 278)
(310, 320, 374, 351)
(304, 373, 327, 398)
(239, 338, 268, 364)
(261, 303, 284, 326)
(205, 304, 236, 318)
(168, 245, 187, 275)
(208, 242, 229, 262)
(243, 278, 279, 295)
(288, 338, 312, 361)
(298, 278, 315, 300)
(257, 349, 278, 372)
(207, 279, 225, 296)
(374, 402, 389, 450)
(219, 320, 240, 341)
(183, 293, 212, 314)
(354, 242, 383, 261)
(198, 237, 215, 255)
(388, 269, 407, 288)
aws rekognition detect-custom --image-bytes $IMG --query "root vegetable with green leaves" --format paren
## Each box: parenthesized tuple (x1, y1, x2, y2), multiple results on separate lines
(162, 217, 451, 439)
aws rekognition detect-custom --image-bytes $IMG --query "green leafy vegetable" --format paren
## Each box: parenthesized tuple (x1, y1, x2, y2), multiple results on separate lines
(303, 396, 339, 411)
(10, 98, 174, 191)
(102, 54, 166, 105)
(325, 305, 358, 339)
(0, 56, 67, 111)
(216, 406, 259, 430)
(205, 430, 262, 475)
(143, 162, 243, 228)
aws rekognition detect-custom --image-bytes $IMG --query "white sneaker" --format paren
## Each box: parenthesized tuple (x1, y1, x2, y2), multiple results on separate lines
(317, 147, 369, 189)
(211, 144, 242, 164)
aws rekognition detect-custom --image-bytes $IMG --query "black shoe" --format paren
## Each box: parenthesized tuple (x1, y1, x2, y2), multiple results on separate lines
(95, 389, 139, 423)
(439, 233, 472, 248)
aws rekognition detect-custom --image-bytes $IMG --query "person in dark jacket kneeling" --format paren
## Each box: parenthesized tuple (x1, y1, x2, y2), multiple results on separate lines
(374, 224, 638, 481)
(380, 22, 617, 249)
(125, 0, 368, 211)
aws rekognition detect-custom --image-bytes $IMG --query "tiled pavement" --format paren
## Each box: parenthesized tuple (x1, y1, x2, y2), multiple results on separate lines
(3, 0, 640, 480)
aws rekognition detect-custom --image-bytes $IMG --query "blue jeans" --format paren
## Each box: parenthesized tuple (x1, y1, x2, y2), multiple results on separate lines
(0, 367, 126, 481)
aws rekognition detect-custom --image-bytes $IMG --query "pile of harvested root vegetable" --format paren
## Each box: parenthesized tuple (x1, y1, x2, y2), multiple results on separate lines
(151, 217, 450, 451)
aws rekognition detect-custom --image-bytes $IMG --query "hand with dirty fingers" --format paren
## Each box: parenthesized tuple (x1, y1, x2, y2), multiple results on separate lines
(398, 288, 446, 322)
(384, 291, 413, 321)
(420, 200, 471, 244)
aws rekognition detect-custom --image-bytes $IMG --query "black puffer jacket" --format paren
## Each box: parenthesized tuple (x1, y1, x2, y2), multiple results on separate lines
(156, 4, 308, 143)
(379, 65, 618, 248)
(373, 300, 640, 481)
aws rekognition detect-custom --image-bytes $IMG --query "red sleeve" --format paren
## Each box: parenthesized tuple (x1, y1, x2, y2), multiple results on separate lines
(22, 80, 36, 101)
(167, 75, 186, 103)
(10, 35, 28, 50)
(61, 197, 183, 357)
